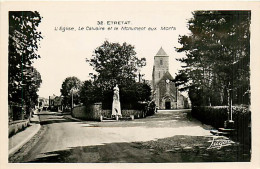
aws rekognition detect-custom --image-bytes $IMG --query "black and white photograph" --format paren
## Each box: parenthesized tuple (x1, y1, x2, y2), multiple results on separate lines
(1, 1, 260, 168)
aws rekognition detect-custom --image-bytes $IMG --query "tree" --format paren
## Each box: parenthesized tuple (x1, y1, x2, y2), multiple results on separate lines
(8, 11, 43, 117)
(175, 11, 250, 107)
(87, 40, 146, 91)
(23, 67, 42, 117)
(60, 76, 81, 108)
(120, 82, 152, 109)
(79, 80, 101, 106)
(86, 40, 149, 109)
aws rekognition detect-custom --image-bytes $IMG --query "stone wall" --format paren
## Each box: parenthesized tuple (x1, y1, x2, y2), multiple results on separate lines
(102, 109, 144, 118)
(72, 103, 145, 121)
(72, 106, 87, 119)
(72, 103, 102, 121)
(9, 119, 30, 137)
(101, 110, 111, 117)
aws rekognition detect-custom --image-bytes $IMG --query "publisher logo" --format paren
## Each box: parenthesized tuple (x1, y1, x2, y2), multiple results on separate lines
(207, 136, 235, 150)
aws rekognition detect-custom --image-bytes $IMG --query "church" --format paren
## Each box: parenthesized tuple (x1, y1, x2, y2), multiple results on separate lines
(152, 47, 189, 109)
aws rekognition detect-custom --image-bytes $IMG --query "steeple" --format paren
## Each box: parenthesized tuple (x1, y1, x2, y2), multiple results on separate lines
(156, 47, 168, 56)
(152, 47, 170, 87)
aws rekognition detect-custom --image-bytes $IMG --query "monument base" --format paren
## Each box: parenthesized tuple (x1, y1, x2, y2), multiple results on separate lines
(224, 120, 235, 129)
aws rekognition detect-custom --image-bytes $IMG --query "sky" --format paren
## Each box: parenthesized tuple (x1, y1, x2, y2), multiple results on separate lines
(32, 3, 193, 98)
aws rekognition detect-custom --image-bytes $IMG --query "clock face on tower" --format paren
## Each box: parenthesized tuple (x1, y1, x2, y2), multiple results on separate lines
(166, 79, 170, 84)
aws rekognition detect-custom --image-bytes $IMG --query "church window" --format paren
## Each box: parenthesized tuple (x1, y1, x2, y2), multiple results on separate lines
(159, 72, 160, 78)
(160, 59, 163, 65)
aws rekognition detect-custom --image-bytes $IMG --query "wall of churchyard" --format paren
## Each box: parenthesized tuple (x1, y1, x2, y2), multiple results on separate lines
(102, 109, 144, 118)
(72, 103, 102, 121)
(72, 103, 145, 121)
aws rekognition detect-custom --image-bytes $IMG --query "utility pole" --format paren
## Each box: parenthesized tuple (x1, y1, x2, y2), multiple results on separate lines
(176, 87, 178, 109)
(72, 91, 74, 109)
(70, 88, 76, 113)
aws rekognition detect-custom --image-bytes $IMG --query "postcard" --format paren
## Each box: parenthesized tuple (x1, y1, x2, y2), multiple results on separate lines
(1, 1, 260, 169)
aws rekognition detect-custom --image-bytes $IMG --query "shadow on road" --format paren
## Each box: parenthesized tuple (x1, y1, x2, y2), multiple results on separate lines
(39, 119, 77, 125)
(25, 135, 251, 163)
(38, 114, 79, 125)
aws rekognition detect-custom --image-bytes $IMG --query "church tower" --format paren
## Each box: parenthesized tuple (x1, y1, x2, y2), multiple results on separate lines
(152, 47, 189, 110)
(152, 47, 169, 89)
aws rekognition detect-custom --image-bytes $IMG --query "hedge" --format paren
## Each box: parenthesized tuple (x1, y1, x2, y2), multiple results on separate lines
(191, 106, 251, 145)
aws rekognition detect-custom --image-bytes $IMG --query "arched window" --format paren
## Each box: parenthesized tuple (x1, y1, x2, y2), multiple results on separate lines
(160, 59, 163, 65)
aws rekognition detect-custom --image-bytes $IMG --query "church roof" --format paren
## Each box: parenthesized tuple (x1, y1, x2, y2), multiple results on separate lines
(155, 47, 168, 56)
(155, 71, 174, 85)
(160, 71, 174, 81)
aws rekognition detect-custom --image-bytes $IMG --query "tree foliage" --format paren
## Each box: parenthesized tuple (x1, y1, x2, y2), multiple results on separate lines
(86, 40, 151, 109)
(23, 67, 42, 109)
(60, 76, 81, 108)
(175, 11, 250, 106)
(87, 40, 146, 91)
(79, 80, 102, 106)
(8, 11, 43, 113)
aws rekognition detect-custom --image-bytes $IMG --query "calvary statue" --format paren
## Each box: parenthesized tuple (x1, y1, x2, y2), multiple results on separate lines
(112, 84, 122, 117)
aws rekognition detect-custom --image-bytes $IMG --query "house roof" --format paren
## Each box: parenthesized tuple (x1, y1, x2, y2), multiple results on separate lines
(155, 47, 168, 56)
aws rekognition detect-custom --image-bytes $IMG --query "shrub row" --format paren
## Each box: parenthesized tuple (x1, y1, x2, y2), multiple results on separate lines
(191, 106, 228, 128)
(191, 106, 251, 145)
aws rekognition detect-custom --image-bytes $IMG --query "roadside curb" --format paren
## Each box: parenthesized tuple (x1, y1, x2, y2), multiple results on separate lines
(9, 116, 41, 156)
(63, 115, 83, 122)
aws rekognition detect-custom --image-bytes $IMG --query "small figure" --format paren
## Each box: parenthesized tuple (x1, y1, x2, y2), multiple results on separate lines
(112, 84, 122, 118)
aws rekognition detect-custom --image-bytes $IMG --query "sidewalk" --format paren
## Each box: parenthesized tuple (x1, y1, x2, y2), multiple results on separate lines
(9, 114, 41, 156)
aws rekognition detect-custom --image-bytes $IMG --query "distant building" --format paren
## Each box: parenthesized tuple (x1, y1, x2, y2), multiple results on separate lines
(49, 95, 63, 112)
(152, 47, 189, 109)
(37, 97, 49, 111)
(49, 95, 55, 110)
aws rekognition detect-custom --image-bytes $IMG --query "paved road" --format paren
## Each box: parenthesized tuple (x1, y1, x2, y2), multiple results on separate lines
(14, 110, 250, 162)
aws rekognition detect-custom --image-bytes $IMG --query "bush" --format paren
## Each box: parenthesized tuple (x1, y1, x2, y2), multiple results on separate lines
(232, 106, 251, 145)
(146, 101, 156, 116)
(101, 82, 152, 110)
(191, 106, 228, 128)
(191, 106, 251, 145)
